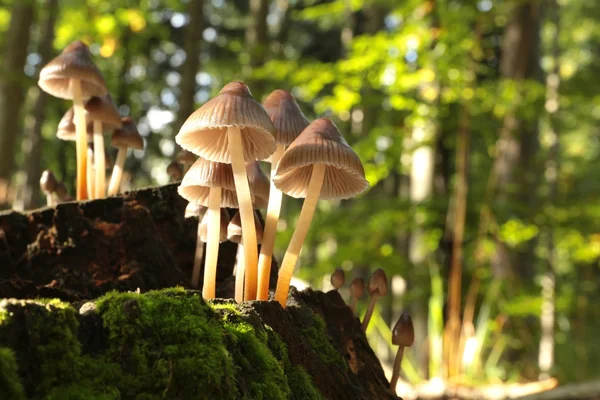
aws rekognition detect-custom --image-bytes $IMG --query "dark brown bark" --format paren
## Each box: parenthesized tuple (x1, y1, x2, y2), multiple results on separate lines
(245, 0, 269, 96)
(0, 1, 35, 208)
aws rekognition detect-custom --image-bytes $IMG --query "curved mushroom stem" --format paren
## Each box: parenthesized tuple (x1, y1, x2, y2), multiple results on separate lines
(361, 293, 380, 332)
(86, 147, 95, 200)
(201, 187, 221, 298)
(93, 120, 105, 198)
(227, 126, 258, 301)
(389, 346, 405, 391)
(71, 79, 88, 200)
(257, 144, 286, 300)
(234, 243, 245, 302)
(274, 164, 326, 308)
(108, 146, 127, 196)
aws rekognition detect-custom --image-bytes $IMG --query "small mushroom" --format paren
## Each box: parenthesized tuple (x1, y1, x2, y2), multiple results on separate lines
(38, 40, 108, 200)
(257, 89, 309, 300)
(107, 117, 144, 196)
(55, 181, 71, 202)
(228, 211, 264, 302)
(176, 150, 196, 173)
(246, 161, 270, 209)
(349, 277, 365, 314)
(39, 170, 58, 207)
(389, 312, 415, 391)
(86, 145, 95, 199)
(330, 268, 345, 290)
(195, 207, 230, 293)
(272, 118, 369, 307)
(185, 203, 207, 219)
(167, 161, 184, 182)
(176, 81, 276, 301)
(361, 268, 388, 331)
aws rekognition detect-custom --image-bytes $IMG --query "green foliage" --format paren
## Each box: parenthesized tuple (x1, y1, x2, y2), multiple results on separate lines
(0, 348, 26, 400)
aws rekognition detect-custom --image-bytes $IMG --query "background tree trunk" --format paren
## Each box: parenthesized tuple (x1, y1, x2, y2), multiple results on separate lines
(245, 0, 269, 97)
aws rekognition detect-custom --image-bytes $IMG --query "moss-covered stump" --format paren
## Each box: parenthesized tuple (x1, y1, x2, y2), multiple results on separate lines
(0, 288, 398, 400)
(0, 184, 277, 301)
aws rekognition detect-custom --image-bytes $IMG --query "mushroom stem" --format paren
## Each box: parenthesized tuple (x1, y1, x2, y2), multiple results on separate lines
(108, 146, 127, 196)
(86, 147, 95, 199)
(234, 243, 245, 303)
(361, 293, 380, 332)
(71, 79, 88, 200)
(227, 126, 259, 301)
(200, 187, 221, 298)
(389, 346, 405, 391)
(45, 193, 54, 207)
(257, 143, 286, 300)
(274, 163, 326, 308)
(93, 120, 105, 198)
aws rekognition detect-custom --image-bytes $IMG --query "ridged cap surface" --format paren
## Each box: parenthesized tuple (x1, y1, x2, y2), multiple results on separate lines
(262, 89, 309, 146)
(175, 82, 276, 163)
(227, 211, 263, 244)
(111, 117, 143, 150)
(274, 118, 369, 200)
(85, 95, 122, 129)
(39, 40, 107, 100)
(199, 208, 230, 243)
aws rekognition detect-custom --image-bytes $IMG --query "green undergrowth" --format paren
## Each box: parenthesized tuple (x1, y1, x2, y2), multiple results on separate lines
(296, 309, 345, 367)
(0, 289, 326, 399)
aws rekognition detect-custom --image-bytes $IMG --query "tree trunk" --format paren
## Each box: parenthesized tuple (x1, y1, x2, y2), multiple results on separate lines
(0, 1, 35, 209)
(174, 0, 204, 132)
(21, 0, 59, 210)
(245, 0, 269, 96)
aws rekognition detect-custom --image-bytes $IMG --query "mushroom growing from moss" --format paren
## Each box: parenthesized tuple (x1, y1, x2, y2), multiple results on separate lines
(228, 210, 264, 302)
(349, 277, 365, 314)
(176, 82, 276, 301)
(257, 90, 309, 300)
(330, 268, 345, 291)
(272, 118, 369, 307)
(38, 40, 108, 201)
(39, 170, 58, 207)
(390, 311, 414, 391)
(107, 117, 144, 196)
(361, 268, 388, 331)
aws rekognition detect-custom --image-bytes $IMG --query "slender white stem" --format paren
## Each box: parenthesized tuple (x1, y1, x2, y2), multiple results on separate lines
(274, 164, 326, 308)
(361, 293, 379, 332)
(71, 79, 87, 200)
(93, 120, 106, 198)
(87, 148, 95, 199)
(235, 242, 245, 303)
(228, 126, 258, 301)
(45, 193, 53, 207)
(108, 147, 127, 196)
(201, 188, 221, 298)
(257, 143, 285, 300)
(390, 346, 405, 391)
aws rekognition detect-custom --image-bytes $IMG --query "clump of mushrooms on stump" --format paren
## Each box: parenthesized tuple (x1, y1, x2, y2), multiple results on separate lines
(108, 117, 144, 196)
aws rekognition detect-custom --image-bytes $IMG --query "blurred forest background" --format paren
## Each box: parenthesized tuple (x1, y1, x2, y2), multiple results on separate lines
(0, 0, 599, 393)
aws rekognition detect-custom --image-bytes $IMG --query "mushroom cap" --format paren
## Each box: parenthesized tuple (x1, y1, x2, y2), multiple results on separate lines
(246, 161, 270, 209)
(38, 40, 108, 100)
(262, 89, 310, 146)
(167, 161, 184, 181)
(350, 277, 365, 298)
(392, 312, 415, 347)
(368, 268, 388, 297)
(198, 208, 230, 243)
(176, 150, 196, 165)
(273, 118, 369, 200)
(175, 81, 276, 163)
(55, 181, 69, 200)
(57, 107, 93, 141)
(85, 95, 122, 129)
(330, 268, 345, 290)
(111, 117, 144, 150)
(227, 210, 263, 244)
(184, 203, 207, 219)
(40, 170, 58, 193)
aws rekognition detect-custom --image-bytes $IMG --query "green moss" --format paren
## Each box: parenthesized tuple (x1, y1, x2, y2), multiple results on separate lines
(299, 311, 345, 367)
(0, 347, 26, 400)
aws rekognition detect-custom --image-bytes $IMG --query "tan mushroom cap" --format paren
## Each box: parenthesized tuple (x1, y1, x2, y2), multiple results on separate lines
(350, 277, 365, 298)
(185, 203, 207, 219)
(85, 95, 122, 130)
(175, 81, 276, 163)
(198, 208, 230, 243)
(40, 170, 58, 193)
(392, 312, 415, 347)
(167, 161, 184, 181)
(274, 118, 369, 200)
(330, 268, 345, 290)
(111, 117, 144, 150)
(368, 268, 388, 297)
(176, 150, 196, 166)
(246, 161, 270, 208)
(57, 107, 93, 141)
(227, 211, 263, 244)
(55, 181, 70, 201)
(38, 40, 107, 100)
(262, 89, 310, 146)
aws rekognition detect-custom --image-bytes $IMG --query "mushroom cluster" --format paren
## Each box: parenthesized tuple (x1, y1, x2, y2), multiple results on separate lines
(38, 40, 145, 202)
(176, 82, 369, 305)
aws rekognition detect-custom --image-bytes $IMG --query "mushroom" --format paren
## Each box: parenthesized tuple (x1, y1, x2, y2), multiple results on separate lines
(272, 118, 369, 307)
(57, 107, 93, 142)
(107, 117, 144, 196)
(390, 312, 415, 391)
(257, 90, 309, 300)
(84, 95, 122, 199)
(349, 277, 365, 314)
(86, 145, 95, 199)
(39, 170, 58, 207)
(330, 268, 345, 290)
(361, 268, 388, 332)
(55, 181, 71, 202)
(175, 82, 276, 301)
(167, 161, 184, 182)
(227, 210, 264, 302)
(176, 150, 196, 173)
(246, 161, 270, 209)
(185, 203, 207, 219)
(178, 157, 238, 297)
(38, 40, 108, 201)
